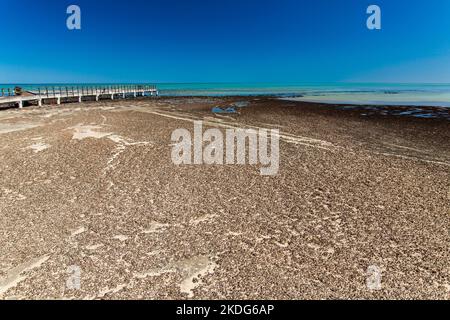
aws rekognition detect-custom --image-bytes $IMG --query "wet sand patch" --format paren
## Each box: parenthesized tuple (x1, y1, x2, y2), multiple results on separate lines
(69, 124, 112, 140)
(26, 142, 50, 153)
(0, 123, 41, 134)
(0, 256, 49, 296)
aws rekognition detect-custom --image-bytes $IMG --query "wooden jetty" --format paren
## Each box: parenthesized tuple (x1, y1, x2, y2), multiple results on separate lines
(0, 85, 159, 108)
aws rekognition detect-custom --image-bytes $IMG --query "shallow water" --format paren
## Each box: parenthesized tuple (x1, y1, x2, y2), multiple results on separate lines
(2, 82, 450, 107)
(336, 105, 450, 120)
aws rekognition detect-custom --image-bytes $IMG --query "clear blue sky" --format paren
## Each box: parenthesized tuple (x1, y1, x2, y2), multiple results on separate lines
(0, 0, 449, 83)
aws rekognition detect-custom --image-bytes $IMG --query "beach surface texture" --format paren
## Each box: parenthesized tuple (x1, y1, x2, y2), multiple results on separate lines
(0, 97, 449, 299)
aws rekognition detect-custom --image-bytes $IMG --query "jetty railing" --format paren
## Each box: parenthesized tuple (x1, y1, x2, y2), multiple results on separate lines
(0, 85, 157, 97)
(0, 84, 159, 108)
(26, 85, 157, 97)
(0, 88, 15, 97)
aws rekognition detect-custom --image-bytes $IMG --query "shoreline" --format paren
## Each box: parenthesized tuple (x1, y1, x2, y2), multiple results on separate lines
(280, 96, 450, 108)
(2, 94, 450, 120)
(152, 95, 450, 121)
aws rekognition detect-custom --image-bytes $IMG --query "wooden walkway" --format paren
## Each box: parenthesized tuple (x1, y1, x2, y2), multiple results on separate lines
(0, 85, 159, 108)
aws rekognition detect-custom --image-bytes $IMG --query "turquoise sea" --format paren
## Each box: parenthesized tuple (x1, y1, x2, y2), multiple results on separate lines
(1, 83, 450, 107)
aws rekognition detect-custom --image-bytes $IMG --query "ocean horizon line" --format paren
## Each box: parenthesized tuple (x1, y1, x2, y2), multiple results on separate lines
(2, 81, 450, 85)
